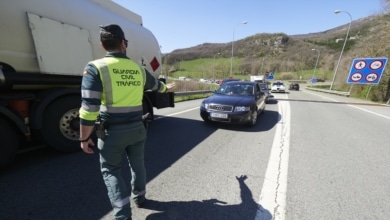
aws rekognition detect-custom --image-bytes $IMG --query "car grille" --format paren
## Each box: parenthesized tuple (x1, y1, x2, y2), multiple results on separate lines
(209, 104, 233, 112)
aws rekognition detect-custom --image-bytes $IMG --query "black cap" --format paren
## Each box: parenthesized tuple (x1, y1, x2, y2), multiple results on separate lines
(99, 24, 127, 41)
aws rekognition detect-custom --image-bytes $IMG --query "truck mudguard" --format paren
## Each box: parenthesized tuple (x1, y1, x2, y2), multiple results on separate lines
(0, 106, 28, 135)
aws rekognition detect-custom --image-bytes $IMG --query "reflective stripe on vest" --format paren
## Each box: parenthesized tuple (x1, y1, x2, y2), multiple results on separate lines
(92, 57, 146, 114)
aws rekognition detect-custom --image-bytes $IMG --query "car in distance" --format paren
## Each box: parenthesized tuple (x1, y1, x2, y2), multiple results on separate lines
(259, 83, 272, 103)
(271, 80, 286, 93)
(218, 78, 241, 85)
(310, 78, 325, 83)
(200, 81, 266, 126)
(289, 83, 300, 91)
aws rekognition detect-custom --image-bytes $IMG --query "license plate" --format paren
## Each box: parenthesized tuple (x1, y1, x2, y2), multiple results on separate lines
(211, 112, 228, 118)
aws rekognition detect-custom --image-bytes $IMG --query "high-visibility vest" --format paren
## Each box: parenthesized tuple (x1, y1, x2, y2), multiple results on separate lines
(91, 57, 146, 114)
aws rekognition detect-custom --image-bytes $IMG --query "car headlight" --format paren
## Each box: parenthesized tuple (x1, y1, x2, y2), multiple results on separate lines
(201, 102, 209, 109)
(234, 106, 250, 112)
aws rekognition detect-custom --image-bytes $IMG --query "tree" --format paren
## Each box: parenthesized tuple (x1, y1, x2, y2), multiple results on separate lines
(382, 0, 390, 12)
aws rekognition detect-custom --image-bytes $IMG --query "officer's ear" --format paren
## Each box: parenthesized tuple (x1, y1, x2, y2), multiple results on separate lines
(120, 40, 127, 53)
(121, 40, 127, 51)
(100, 42, 107, 51)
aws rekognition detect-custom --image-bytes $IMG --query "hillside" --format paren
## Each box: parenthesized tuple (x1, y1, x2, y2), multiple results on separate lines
(163, 13, 390, 103)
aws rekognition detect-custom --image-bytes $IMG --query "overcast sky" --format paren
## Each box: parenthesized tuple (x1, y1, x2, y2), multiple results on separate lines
(113, 0, 383, 53)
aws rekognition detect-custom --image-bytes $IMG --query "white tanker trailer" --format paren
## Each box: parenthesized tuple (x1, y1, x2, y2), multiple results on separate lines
(0, 0, 174, 169)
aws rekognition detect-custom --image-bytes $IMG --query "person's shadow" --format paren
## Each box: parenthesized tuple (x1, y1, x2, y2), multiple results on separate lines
(139, 175, 272, 220)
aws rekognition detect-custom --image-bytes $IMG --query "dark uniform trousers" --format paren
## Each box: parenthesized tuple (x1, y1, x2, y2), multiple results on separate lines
(97, 121, 146, 219)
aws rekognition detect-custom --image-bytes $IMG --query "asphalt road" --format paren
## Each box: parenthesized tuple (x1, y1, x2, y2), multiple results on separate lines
(1, 88, 389, 220)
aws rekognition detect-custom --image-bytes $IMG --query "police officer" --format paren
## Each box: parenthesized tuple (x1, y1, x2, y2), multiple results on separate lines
(79, 24, 174, 220)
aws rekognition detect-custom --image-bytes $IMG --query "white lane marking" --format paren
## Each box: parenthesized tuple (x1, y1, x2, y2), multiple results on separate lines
(305, 91, 390, 120)
(154, 107, 200, 120)
(256, 93, 290, 220)
(348, 105, 390, 120)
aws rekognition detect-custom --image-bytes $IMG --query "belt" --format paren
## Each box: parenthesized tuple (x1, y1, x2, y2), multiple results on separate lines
(99, 113, 150, 128)
(103, 118, 142, 128)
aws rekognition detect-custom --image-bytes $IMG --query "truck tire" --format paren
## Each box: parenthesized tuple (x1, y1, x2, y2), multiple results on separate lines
(41, 95, 81, 152)
(0, 117, 19, 170)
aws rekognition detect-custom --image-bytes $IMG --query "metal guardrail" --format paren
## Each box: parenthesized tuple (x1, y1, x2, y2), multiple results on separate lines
(174, 90, 214, 96)
(173, 87, 352, 98)
(174, 88, 390, 106)
(305, 86, 350, 97)
(176, 88, 351, 96)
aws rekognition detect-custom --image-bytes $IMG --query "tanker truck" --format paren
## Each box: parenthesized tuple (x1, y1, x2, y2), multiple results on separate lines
(0, 0, 174, 169)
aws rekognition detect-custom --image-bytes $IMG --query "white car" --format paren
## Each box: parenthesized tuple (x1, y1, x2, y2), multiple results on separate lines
(271, 81, 286, 93)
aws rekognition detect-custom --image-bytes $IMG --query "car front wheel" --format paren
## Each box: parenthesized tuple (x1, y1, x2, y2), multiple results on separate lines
(247, 109, 258, 127)
(201, 113, 211, 123)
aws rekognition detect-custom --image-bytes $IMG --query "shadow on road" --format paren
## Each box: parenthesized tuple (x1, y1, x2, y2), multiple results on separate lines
(138, 175, 272, 220)
(0, 111, 279, 219)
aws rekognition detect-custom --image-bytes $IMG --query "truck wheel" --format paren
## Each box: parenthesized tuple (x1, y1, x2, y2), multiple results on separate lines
(0, 117, 19, 169)
(41, 95, 81, 152)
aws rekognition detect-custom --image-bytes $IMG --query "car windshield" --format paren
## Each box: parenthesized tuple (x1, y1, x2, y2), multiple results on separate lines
(221, 79, 240, 84)
(273, 82, 284, 86)
(216, 83, 254, 96)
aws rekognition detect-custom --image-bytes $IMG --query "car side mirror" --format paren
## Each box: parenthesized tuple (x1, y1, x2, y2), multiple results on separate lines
(256, 91, 264, 97)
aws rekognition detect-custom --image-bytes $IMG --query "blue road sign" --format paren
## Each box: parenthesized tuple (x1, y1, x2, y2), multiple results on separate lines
(347, 57, 388, 84)
(265, 71, 274, 80)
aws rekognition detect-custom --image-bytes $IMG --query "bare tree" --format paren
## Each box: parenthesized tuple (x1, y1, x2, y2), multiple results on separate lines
(382, 0, 390, 12)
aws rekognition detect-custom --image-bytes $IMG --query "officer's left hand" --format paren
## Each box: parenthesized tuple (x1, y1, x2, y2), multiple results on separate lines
(166, 83, 175, 92)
